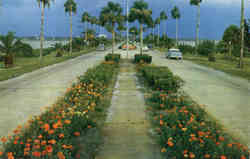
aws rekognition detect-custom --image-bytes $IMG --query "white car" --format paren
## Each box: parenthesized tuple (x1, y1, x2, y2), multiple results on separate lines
(142, 46, 149, 52)
(166, 48, 183, 60)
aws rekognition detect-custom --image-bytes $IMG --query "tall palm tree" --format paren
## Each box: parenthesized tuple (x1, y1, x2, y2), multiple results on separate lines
(37, 0, 54, 64)
(155, 17, 161, 46)
(129, 0, 152, 54)
(82, 12, 90, 43)
(171, 6, 181, 47)
(190, 0, 202, 55)
(160, 11, 168, 40)
(99, 1, 124, 54)
(239, 0, 245, 68)
(64, 0, 77, 56)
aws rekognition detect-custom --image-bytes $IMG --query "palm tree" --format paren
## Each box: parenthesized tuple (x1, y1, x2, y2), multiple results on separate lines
(155, 17, 161, 46)
(82, 12, 90, 43)
(129, 26, 139, 42)
(171, 6, 181, 47)
(37, 0, 54, 64)
(190, 0, 202, 55)
(99, 1, 124, 54)
(239, 0, 245, 68)
(64, 0, 77, 56)
(129, 0, 152, 54)
(160, 11, 168, 40)
(0, 32, 22, 67)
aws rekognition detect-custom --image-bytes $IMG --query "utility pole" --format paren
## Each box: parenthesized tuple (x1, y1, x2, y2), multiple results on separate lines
(239, 0, 245, 68)
(126, 0, 129, 59)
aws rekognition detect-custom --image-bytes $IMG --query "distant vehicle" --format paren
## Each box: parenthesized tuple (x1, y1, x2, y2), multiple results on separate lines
(148, 44, 153, 49)
(166, 48, 183, 60)
(142, 46, 149, 52)
(97, 43, 105, 51)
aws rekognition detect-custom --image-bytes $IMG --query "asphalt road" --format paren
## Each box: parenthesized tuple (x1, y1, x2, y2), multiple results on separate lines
(0, 49, 109, 138)
(150, 50, 250, 147)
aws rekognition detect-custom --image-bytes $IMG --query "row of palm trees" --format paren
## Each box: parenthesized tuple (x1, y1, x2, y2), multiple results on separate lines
(35, 0, 245, 67)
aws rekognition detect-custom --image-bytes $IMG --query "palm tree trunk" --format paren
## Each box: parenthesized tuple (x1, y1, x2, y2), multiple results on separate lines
(195, 3, 200, 55)
(39, 1, 45, 65)
(158, 24, 160, 46)
(112, 24, 115, 54)
(70, 7, 73, 56)
(176, 19, 178, 47)
(240, 0, 244, 68)
(140, 24, 143, 55)
(153, 26, 155, 47)
(85, 19, 88, 45)
(164, 20, 167, 41)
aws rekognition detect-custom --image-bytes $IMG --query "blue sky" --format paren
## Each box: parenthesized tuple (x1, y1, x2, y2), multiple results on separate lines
(0, 0, 249, 40)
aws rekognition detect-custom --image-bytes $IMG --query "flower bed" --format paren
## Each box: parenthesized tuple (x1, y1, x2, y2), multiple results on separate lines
(0, 61, 119, 159)
(137, 64, 250, 159)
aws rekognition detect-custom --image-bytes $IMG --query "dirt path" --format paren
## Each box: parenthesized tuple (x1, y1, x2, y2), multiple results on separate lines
(96, 59, 161, 159)
(150, 50, 250, 147)
(0, 50, 109, 138)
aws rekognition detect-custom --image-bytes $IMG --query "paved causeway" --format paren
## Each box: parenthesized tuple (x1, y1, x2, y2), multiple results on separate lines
(96, 60, 161, 159)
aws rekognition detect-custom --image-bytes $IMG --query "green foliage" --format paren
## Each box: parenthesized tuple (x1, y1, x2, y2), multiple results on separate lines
(137, 65, 184, 92)
(222, 25, 240, 45)
(129, 0, 152, 25)
(208, 53, 216, 62)
(171, 6, 181, 20)
(197, 40, 215, 56)
(178, 44, 195, 54)
(0, 32, 21, 55)
(134, 54, 152, 64)
(105, 54, 121, 63)
(16, 42, 34, 57)
(64, 0, 77, 14)
(190, 0, 202, 5)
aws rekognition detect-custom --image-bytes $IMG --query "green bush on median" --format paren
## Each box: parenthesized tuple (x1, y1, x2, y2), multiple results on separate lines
(105, 54, 121, 63)
(134, 54, 152, 64)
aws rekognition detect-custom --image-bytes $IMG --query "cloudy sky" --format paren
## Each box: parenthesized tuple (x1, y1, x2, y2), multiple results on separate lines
(0, 0, 249, 40)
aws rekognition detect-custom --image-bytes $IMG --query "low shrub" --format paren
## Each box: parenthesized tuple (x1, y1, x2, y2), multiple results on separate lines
(105, 54, 121, 63)
(137, 65, 184, 93)
(178, 44, 195, 54)
(208, 53, 216, 62)
(134, 54, 152, 64)
(197, 40, 215, 56)
(0, 62, 119, 159)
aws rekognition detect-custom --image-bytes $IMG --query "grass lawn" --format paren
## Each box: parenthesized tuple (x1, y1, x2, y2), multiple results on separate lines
(0, 48, 96, 81)
(184, 54, 250, 81)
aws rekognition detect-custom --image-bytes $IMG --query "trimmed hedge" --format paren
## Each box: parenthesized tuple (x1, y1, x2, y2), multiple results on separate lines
(0, 62, 119, 159)
(137, 65, 250, 159)
(105, 54, 121, 63)
(134, 54, 152, 64)
(137, 65, 184, 93)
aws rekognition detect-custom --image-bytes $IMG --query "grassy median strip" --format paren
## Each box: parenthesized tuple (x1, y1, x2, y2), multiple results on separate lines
(184, 54, 250, 81)
(0, 48, 96, 82)
(136, 64, 250, 159)
(0, 61, 119, 159)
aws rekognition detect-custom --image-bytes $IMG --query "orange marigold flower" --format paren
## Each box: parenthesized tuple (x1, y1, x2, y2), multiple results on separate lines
(25, 143, 31, 147)
(38, 134, 43, 139)
(167, 141, 174, 147)
(13, 141, 18, 145)
(24, 151, 29, 156)
(59, 133, 64, 138)
(0, 151, 3, 156)
(41, 140, 47, 145)
(64, 120, 71, 124)
(241, 156, 246, 159)
(189, 152, 195, 159)
(32, 151, 41, 157)
(42, 150, 47, 156)
(204, 154, 211, 158)
(48, 139, 56, 145)
(227, 143, 233, 147)
(48, 130, 55, 135)
(34, 139, 40, 144)
(160, 120, 164, 126)
(161, 148, 167, 153)
(1, 137, 7, 143)
(57, 152, 65, 159)
(46, 145, 53, 153)
(43, 123, 50, 131)
(74, 132, 80, 136)
(221, 155, 227, 159)
(88, 125, 92, 129)
(219, 136, 225, 141)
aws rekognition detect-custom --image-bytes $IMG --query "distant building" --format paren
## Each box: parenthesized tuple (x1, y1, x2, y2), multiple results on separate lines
(178, 40, 220, 47)
(97, 34, 107, 38)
